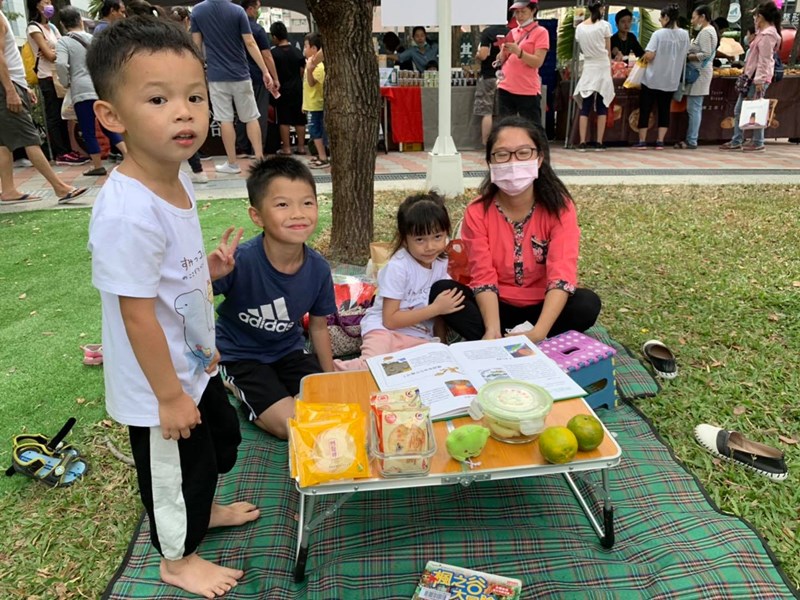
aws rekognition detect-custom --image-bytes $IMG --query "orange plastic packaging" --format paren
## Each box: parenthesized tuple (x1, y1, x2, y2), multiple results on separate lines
(289, 403, 370, 487)
(370, 387, 422, 445)
(295, 401, 362, 424)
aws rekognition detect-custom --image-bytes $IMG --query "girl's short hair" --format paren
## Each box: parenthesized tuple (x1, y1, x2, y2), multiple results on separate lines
(478, 116, 570, 218)
(393, 192, 451, 255)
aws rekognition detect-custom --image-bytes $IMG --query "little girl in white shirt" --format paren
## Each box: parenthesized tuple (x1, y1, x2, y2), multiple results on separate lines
(334, 192, 465, 371)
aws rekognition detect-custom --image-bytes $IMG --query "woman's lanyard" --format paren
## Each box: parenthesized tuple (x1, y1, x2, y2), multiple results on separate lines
(514, 22, 539, 49)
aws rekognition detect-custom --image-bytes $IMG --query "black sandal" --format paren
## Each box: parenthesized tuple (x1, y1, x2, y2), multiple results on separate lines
(642, 339, 677, 379)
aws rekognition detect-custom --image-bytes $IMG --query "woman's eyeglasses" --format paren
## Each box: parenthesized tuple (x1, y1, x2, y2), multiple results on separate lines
(491, 147, 538, 163)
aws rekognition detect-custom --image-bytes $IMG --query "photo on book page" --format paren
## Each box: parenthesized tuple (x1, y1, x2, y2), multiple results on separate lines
(366, 336, 586, 419)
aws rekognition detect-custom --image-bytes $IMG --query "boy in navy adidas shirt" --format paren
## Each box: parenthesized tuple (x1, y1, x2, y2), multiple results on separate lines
(214, 156, 335, 438)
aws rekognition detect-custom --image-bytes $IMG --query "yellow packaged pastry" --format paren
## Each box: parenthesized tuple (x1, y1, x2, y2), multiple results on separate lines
(289, 413, 370, 487)
(295, 401, 362, 424)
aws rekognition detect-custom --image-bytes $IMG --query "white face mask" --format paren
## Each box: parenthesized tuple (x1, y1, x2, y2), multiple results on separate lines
(518, 16, 535, 27)
(490, 160, 539, 196)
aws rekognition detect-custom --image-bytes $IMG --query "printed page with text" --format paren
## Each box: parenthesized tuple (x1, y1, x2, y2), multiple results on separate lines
(366, 336, 586, 418)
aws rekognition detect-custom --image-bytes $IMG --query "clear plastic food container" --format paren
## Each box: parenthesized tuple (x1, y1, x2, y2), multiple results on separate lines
(469, 380, 553, 444)
(369, 411, 436, 478)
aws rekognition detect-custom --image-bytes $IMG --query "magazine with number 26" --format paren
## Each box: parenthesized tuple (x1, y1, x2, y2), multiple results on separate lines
(366, 335, 586, 419)
(412, 561, 522, 599)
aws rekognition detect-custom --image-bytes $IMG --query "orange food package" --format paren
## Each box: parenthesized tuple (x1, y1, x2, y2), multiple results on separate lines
(288, 412, 371, 487)
(369, 387, 422, 408)
(370, 388, 422, 444)
(295, 401, 362, 424)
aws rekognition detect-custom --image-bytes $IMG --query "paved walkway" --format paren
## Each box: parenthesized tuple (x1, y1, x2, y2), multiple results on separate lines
(3, 139, 800, 213)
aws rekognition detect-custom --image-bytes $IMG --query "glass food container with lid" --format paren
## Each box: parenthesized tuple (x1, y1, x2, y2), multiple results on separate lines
(469, 380, 554, 444)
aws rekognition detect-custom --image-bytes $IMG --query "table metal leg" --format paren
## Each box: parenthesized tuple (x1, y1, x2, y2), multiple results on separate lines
(294, 493, 316, 583)
(293, 492, 356, 582)
(563, 468, 615, 549)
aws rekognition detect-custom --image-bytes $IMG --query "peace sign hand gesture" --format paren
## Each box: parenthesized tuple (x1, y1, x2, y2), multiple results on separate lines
(208, 226, 244, 281)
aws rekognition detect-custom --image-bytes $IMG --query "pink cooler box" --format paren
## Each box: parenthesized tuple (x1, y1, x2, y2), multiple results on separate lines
(538, 330, 617, 410)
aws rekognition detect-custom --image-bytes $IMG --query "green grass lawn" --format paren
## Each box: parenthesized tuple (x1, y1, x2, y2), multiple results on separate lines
(0, 186, 798, 597)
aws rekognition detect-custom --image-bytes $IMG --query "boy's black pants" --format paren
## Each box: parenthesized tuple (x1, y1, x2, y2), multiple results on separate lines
(128, 374, 241, 560)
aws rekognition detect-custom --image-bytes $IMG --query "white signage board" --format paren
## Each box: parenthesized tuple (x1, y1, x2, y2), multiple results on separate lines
(381, 0, 507, 27)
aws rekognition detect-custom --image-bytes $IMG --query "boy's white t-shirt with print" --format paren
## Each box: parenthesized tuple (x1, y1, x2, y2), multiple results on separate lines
(359, 248, 450, 340)
(89, 170, 216, 427)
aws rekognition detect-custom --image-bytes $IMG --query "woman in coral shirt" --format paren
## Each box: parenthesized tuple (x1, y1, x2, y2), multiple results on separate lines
(431, 116, 601, 343)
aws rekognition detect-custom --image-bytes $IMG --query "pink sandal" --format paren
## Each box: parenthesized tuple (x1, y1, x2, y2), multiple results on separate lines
(81, 344, 103, 366)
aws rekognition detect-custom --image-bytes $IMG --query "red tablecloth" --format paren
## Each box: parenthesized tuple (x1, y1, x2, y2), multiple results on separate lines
(380, 86, 423, 144)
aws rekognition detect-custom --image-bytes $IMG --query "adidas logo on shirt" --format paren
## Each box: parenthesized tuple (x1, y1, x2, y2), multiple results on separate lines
(239, 298, 295, 333)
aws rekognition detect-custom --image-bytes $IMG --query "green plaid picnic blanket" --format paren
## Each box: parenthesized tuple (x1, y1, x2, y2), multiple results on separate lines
(104, 347, 797, 599)
(584, 324, 661, 400)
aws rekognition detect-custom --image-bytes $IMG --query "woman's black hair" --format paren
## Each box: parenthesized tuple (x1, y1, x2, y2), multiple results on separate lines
(170, 6, 190, 22)
(478, 116, 570, 218)
(587, 0, 603, 23)
(383, 31, 401, 52)
(756, 1, 782, 36)
(392, 192, 451, 256)
(26, 0, 46, 23)
(660, 3, 680, 28)
(126, 0, 159, 18)
(692, 5, 716, 40)
(412, 26, 427, 38)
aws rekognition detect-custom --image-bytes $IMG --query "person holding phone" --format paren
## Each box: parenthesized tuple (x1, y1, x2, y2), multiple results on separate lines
(495, 1, 550, 132)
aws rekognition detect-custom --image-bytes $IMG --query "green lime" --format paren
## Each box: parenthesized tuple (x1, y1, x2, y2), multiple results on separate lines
(567, 414, 605, 452)
(538, 426, 578, 464)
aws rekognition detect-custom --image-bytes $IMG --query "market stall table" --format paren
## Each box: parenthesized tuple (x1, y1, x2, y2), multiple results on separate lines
(291, 370, 622, 582)
(557, 76, 800, 145)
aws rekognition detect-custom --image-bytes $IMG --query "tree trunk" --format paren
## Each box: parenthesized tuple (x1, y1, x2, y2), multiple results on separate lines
(471, 25, 481, 66)
(307, 0, 380, 264)
(451, 25, 461, 68)
(740, 0, 756, 40)
(717, 0, 731, 20)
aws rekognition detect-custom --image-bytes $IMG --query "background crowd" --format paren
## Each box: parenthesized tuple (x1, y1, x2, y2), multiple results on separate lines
(1, 0, 790, 207)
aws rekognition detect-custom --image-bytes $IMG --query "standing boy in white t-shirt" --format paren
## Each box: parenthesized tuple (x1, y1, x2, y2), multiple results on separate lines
(87, 17, 258, 598)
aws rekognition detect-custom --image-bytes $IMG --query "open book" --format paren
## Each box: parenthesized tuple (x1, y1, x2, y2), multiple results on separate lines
(366, 335, 586, 419)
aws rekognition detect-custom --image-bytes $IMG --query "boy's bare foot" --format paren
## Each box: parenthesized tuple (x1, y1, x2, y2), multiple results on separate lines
(209, 501, 260, 528)
(160, 554, 242, 599)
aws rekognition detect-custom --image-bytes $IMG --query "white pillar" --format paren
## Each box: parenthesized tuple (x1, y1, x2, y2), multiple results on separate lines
(425, 0, 465, 196)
